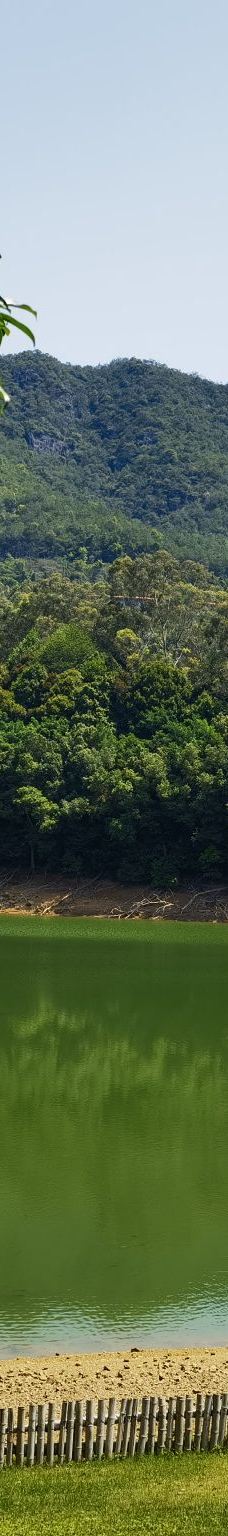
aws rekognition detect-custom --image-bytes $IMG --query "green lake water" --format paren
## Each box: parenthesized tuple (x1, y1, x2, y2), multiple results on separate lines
(0, 916, 227, 1355)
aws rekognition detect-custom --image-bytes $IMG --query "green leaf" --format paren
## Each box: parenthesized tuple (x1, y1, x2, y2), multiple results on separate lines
(3, 302, 37, 317)
(0, 312, 35, 345)
(0, 321, 10, 337)
(0, 384, 10, 403)
(12, 303, 37, 317)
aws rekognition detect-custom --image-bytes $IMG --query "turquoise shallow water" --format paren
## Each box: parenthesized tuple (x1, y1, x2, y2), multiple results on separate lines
(0, 917, 227, 1355)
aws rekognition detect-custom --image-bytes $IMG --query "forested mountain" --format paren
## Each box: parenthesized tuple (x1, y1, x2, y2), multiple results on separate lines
(0, 353, 227, 885)
(1, 352, 228, 575)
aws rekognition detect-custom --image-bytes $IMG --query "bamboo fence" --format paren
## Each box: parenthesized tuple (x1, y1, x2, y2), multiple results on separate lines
(0, 1391, 227, 1466)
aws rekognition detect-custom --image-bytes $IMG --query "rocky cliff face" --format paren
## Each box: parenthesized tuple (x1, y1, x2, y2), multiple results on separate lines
(26, 431, 68, 456)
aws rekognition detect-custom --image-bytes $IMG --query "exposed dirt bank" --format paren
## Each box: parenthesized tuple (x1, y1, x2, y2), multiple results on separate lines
(0, 874, 227, 922)
(0, 1347, 228, 1407)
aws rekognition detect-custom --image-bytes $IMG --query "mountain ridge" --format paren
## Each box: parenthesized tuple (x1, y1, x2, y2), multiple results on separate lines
(1, 350, 228, 574)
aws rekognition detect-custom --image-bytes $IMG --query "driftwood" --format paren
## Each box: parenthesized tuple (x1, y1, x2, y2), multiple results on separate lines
(108, 886, 228, 923)
(108, 895, 173, 920)
(0, 875, 227, 923)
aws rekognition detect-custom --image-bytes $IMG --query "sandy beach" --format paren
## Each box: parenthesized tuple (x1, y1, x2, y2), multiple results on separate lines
(0, 1347, 228, 1407)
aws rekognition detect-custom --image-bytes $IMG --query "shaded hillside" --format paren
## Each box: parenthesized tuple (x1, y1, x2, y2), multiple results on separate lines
(1, 353, 228, 573)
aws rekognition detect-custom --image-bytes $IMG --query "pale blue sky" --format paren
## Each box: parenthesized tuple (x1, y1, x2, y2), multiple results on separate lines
(2, 0, 228, 379)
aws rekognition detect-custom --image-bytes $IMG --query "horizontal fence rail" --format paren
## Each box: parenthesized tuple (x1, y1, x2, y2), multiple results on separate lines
(0, 1391, 227, 1466)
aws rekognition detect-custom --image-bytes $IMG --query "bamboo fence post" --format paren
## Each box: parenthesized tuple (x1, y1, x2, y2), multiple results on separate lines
(194, 1394, 205, 1451)
(128, 1398, 139, 1458)
(166, 1397, 176, 1452)
(6, 1408, 14, 1468)
(2, 1384, 228, 1473)
(147, 1397, 158, 1455)
(157, 1398, 167, 1453)
(174, 1397, 186, 1453)
(16, 1406, 25, 1468)
(115, 1399, 127, 1457)
(184, 1396, 193, 1452)
(37, 1404, 45, 1466)
(47, 1402, 55, 1466)
(210, 1394, 221, 1451)
(27, 1404, 37, 1468)
(0, 1408, 7, 1468)
(96, 1399, 106, 1460)
(105, 1397, 116, 1459)
(137, 1396, 150, 1456)
(73, 1400, 84, 1462)
(58, 1400, 68, 1464)
(66, 1401, 75, 1463)
(121, 1399, 133, 1458)
(85, 1400, 95, 1461)
(218, 1394, 228, 1449)
(201, 1395, 213, 1452)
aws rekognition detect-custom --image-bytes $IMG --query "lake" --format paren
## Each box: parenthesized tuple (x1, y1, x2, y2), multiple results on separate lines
(0, 916, 227, 1356)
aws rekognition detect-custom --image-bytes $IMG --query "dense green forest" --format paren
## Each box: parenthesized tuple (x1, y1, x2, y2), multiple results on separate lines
(0, 352, 227, 884)
(1, 352, 228, 574)
(0, 548, 226, 882)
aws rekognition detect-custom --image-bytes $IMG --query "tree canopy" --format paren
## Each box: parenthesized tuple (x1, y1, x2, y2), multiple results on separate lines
(0, 552, 226, 882)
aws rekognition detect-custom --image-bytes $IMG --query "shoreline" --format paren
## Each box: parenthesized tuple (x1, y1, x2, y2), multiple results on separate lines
(0, 1347, 228, 1407)
(0, 874, 227, 923)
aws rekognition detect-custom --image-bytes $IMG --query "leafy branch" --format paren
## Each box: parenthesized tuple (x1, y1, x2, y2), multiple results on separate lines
(0, 260, 36, 408)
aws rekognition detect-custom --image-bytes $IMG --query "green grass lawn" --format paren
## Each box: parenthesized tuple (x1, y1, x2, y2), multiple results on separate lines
(0, 1457, 227, 1535)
